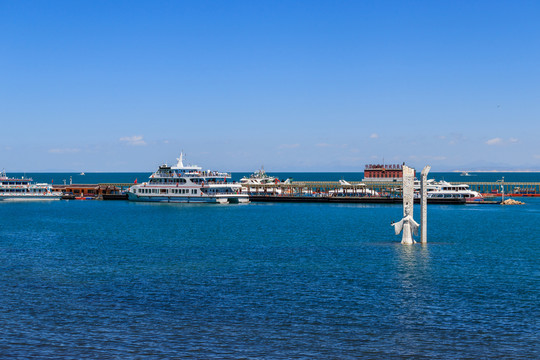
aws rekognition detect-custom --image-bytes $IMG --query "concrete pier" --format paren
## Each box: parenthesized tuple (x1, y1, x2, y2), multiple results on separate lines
(243, 180, 540, 198)
(54, 180, 539, 202)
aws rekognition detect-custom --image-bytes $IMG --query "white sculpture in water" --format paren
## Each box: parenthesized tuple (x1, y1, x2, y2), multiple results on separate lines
(420, 165, 431, 244)
(392, 165, 419, 244)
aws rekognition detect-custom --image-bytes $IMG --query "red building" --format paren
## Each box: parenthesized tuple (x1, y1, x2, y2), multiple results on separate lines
(363, 164, 415, 182)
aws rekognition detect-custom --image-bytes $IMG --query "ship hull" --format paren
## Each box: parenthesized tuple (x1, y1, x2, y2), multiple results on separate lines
(127, 192, 249, 204)
(0, 195, 62, 201)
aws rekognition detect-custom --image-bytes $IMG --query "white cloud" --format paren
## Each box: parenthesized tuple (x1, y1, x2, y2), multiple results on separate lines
(120, 135, 147, 146)
(370, 133, 379, 139)
(509, 137, 519, 143)
(48, 148, 81, 154)
(486, 137, 503, 145)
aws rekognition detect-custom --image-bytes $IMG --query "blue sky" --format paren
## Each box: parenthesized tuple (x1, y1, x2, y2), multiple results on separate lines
(1, 1, 539, 172)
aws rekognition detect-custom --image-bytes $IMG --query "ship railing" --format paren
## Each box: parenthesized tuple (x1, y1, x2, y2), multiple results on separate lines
(153, 171, 231, 178)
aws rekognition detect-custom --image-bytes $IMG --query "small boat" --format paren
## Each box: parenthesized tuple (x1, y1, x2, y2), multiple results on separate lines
(241, 167, 279, 185)
(75, 195, 94, 200)
(79, 172, 85, 176)
(460, 171, 470, 176)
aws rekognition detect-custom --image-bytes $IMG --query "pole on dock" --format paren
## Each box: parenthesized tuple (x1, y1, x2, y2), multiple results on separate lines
(420, 165, 431, 244)
(501, 176, 505, 202)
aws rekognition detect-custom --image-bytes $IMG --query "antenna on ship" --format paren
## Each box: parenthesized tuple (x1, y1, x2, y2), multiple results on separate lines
(177, 151, 185, 168)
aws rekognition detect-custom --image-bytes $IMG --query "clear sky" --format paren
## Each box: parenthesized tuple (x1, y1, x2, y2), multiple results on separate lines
(1, 1, 539, 172)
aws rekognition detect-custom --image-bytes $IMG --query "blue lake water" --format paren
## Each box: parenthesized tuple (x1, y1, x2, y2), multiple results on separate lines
(0, 173, 539, 358)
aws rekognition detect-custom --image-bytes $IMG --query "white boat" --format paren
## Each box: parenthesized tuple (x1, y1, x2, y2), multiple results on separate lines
(426, 181, 483, 201)
(413, 179, 442, 192)
(241, 167, 280, 185)
(0, 170, 62, 201)
(241, 167, 292, 195)
(127, 153, 249, 204)
(329, 180, 379, 197)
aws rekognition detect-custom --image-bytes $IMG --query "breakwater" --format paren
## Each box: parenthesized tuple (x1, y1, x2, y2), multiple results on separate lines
(242, 180, 540, 197)
(48, 179, 540, 204)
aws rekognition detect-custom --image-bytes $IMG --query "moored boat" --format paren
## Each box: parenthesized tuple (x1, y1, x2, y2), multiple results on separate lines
(0, 170, 62, 201)
(127, 153, 249, 204)
(240, 167, 292, 195)
(426, 181, 483, 201)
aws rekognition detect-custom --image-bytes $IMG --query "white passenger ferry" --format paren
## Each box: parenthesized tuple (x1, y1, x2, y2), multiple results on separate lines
(0, 170, 62, 201)
(127, 154, 249, 204)
(426, 181, 483, 201)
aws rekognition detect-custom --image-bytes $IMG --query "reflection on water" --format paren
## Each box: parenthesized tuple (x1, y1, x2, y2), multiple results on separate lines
(395, 242, 431, 271)
(391, 243, 436, 348)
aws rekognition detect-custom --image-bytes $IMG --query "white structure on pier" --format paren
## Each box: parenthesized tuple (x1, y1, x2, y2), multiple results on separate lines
(420, 165, 431, 244)
(392, 165, 419, 244)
